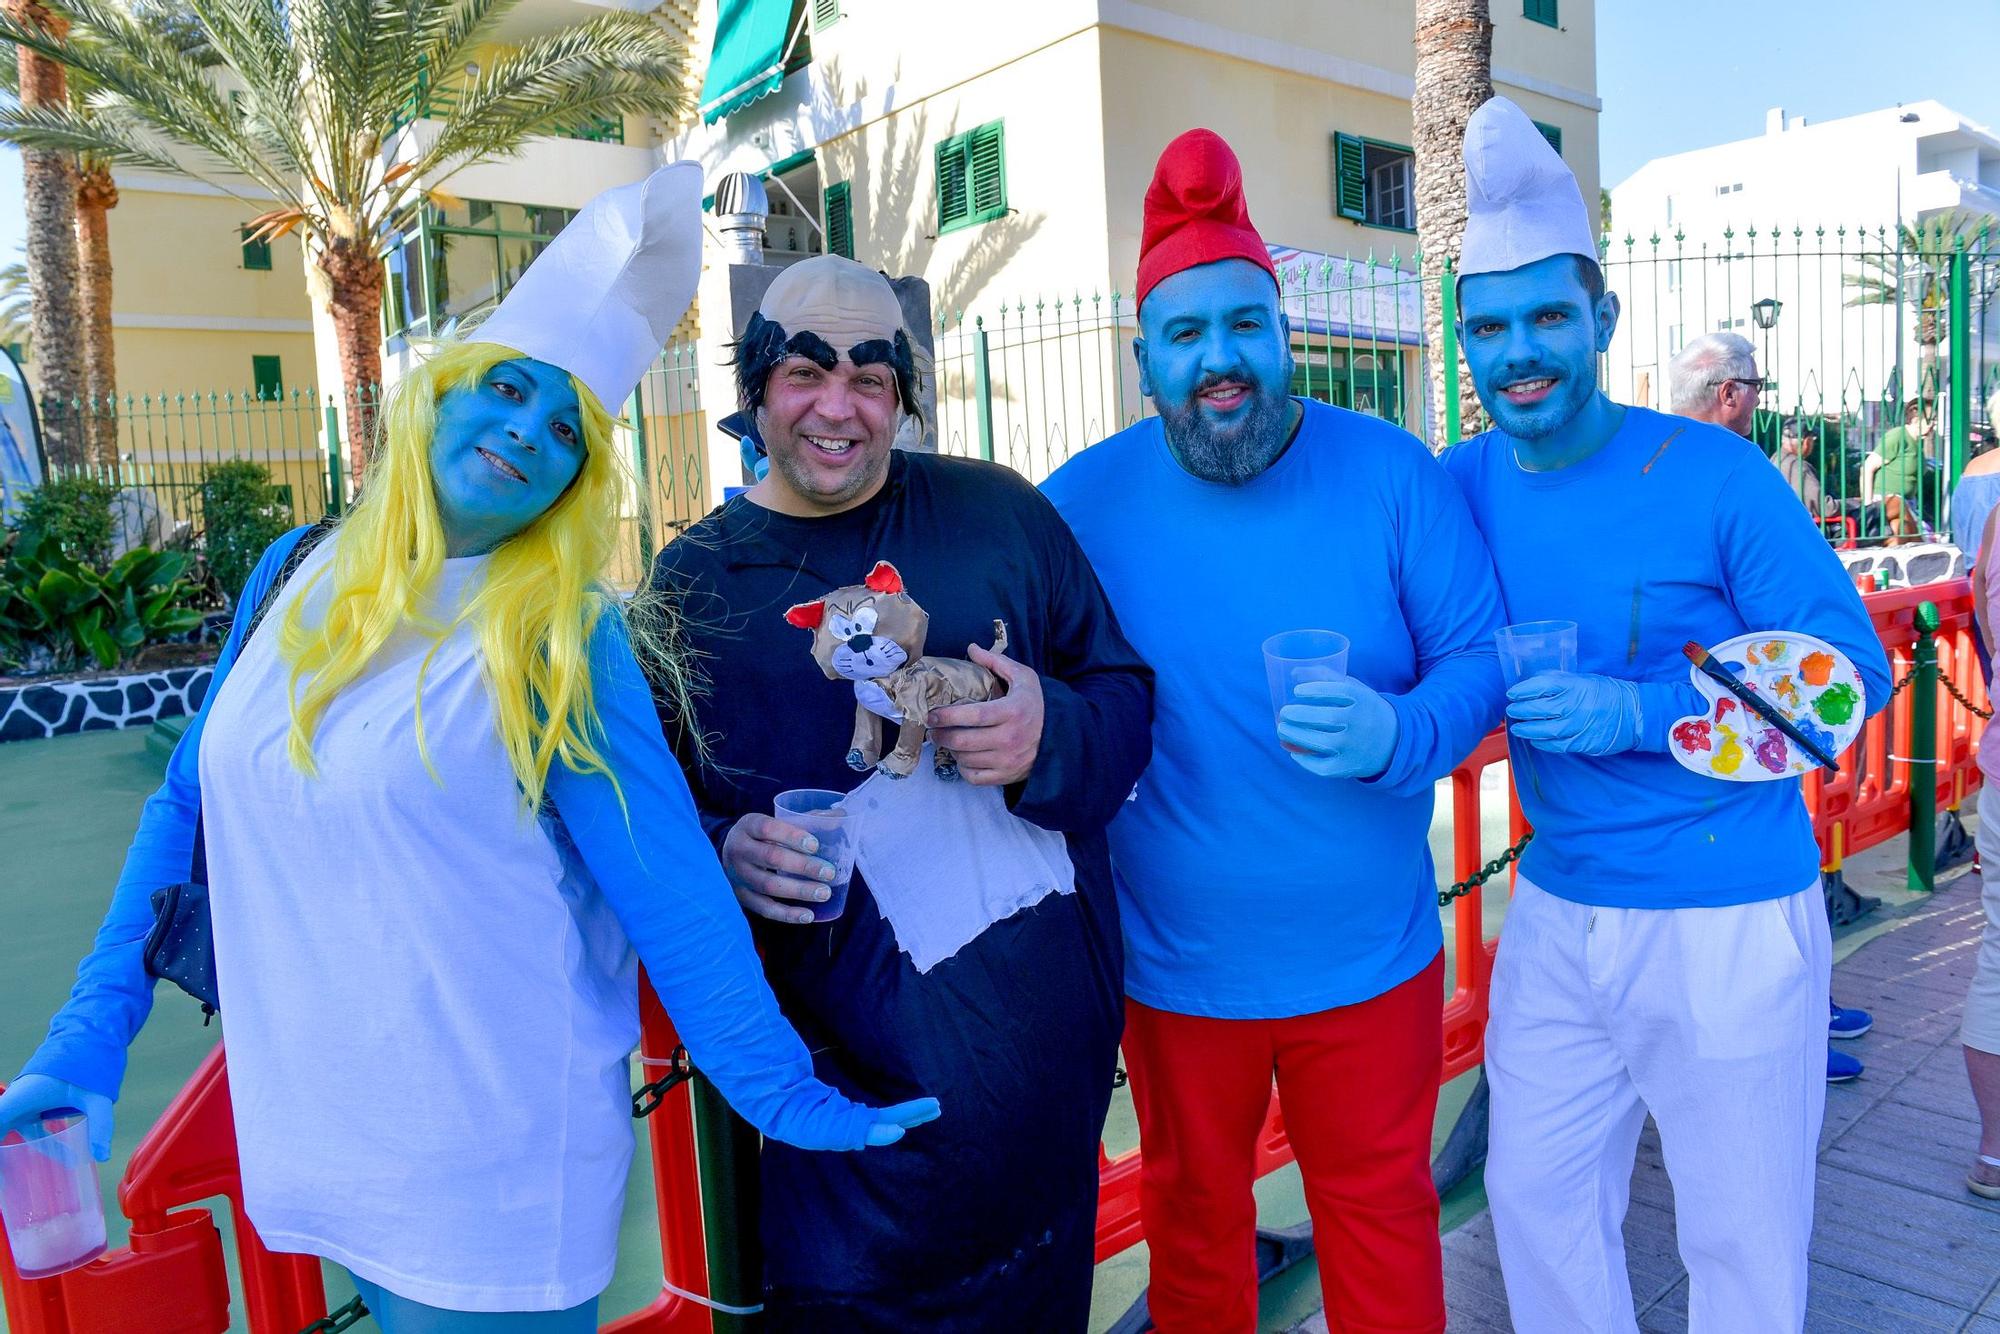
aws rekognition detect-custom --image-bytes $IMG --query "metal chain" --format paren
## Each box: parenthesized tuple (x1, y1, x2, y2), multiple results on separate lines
(299, 1298, 368, 1334)
(1942, 672, 1995, 720)
(1439, 830, 1534, 906)
(1888, 666, 1916, 698)
(632, 1045, 693, 1119)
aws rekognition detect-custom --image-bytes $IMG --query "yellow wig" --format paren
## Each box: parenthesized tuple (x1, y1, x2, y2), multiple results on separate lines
(276, 339, 690, 809)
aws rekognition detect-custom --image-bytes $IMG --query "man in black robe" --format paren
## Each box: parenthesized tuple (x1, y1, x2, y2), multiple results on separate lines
(649, 255, 1151, 1331)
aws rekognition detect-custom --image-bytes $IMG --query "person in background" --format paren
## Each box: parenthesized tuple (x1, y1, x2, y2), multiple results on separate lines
(1877, 397, 1939, 528)
(1777, 423, 1824, 516)
(1666, 332, 1762, 438)
(1964, 471, 2000, 1200)
(1950, 393, 2000, 566)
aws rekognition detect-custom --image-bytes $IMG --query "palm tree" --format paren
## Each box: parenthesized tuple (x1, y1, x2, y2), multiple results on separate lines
(0, 0, 690, 479)
(4, 0, 86, 464)
(1845, 210, 1993, 408)
(1412, 0, 1492, 446)
(0, 258, 32, 353)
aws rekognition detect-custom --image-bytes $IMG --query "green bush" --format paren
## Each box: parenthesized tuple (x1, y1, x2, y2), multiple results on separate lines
(15, 473, 118, 566)
(0, 528, 206, 673)
(199, 460, 291, 603)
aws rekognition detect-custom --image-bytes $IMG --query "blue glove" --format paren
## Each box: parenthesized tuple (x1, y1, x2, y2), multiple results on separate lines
(1505, 672, 1644, 756)
(0, 1073, 116, 1162)
(865, 1097, 943, 1147)
(1277, 678, 1400, 779)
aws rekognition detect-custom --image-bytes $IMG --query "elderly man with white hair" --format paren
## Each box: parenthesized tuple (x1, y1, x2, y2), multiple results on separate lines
(1667, 331, 1762, 437)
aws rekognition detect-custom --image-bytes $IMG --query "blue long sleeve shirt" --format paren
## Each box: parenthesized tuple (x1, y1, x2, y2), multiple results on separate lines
(1042, 399, 1508, 1018)
(1441, 407, 1894, 909)
(23, 527, 878, 1151)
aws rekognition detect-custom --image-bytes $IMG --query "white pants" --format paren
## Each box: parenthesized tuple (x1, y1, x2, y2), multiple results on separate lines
(1485, 876, 1830, 1333)
(1966, 784, 2000, 1055)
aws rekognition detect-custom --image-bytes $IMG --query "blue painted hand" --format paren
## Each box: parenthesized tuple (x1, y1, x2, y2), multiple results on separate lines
(864, 1097, 942, 1147)
(1277, 678, 1399, 779)
(0, 1073, 116, 1162)
(1506, 671, 1643, 755)
(429, 358, 588, 556)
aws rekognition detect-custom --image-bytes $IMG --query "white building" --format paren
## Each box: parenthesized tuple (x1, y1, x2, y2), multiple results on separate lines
(1606, 101, 2000, 420)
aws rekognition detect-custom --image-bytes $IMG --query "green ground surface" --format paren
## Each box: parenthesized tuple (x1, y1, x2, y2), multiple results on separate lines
(0, 728, 1930, 1332)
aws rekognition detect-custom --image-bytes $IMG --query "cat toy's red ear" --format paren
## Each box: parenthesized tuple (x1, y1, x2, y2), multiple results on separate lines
(785, 599, 826, 630)
(864, 561, 904, 595)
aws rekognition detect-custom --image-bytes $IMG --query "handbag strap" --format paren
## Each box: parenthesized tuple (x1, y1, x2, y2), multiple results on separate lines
(186, 515, 340, 884)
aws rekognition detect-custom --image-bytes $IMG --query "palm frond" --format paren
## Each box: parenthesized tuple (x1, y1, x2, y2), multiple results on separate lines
(0, 101, 191, 173)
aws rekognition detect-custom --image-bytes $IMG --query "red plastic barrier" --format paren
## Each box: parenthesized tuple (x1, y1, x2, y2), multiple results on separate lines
(6, 585, 1984, 1325)
(0, 974, 714, 1333)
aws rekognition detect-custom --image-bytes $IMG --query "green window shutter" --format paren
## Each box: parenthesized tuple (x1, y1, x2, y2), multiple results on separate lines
(1524, 0, 1558, 26)
(823, 181, 853, 258)
(936, 134, 969, 231)
(241, 226, 273, 271)
(1332, 133, 1366, 222)
(813, 0, 841, 28)
(251, 355, 283, 400)
(967, 122, 1006, 222)
(1534, 120, 1563, 156)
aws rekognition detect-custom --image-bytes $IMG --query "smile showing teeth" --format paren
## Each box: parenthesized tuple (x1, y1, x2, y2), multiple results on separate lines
(476, 447, 527, 482)
(805, 434, 856, 455)
(1199, 384, 1247, 407)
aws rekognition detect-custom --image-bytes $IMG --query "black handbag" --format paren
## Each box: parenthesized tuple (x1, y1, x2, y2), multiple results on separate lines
(143, 517, 335, 1020)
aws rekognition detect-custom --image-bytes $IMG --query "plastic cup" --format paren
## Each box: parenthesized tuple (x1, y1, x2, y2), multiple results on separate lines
(1495, 620, 1579, 688)
(0, 1107, 107, 1279)
(1262, 630, 1351, 754)
(773, 789, 857, 923)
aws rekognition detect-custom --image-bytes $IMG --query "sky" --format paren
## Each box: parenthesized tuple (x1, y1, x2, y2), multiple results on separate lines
(0, 0, 1990, 258)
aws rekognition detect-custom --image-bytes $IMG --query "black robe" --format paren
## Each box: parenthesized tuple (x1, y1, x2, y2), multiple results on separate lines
(649, 450, 1152, 1331)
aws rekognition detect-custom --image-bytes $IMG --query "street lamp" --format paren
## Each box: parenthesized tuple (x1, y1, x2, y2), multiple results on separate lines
(1750, 297, 1782, 330)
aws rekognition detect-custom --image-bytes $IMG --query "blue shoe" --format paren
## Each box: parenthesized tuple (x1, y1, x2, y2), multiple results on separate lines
(1827, 1049, 1863, 1083)
(1830, 1000, 1873, 1039)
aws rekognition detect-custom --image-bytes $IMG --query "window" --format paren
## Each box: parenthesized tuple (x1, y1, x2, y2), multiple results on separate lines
(241, 226, 273, 271)
(1333, 133, 1415, 231)
(1715, 316, 1746, 331)
(823, 181, 854, 259)
(1715, 182, 1742, 196)
(1665, 259, 1680, 292)
(1667, 324, 1684, 353)
(936, 121, 1007, 234)
(1524, 0, 1558, 26)
(1533, 121, 1562, 156)
(379, 198, 577, 340)
(1293, 345, 1404, 426)
(251, 355, 283, 400)
(813, 0, 841, 29)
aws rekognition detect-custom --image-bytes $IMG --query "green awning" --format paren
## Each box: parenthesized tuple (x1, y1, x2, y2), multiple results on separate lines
(699, 0, 795, 125)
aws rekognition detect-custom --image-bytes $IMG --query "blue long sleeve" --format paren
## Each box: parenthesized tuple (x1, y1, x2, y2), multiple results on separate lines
(548, 610, 878, 1152)
(1369, 493, 1509, 798)
(19, 526, 312, 1100)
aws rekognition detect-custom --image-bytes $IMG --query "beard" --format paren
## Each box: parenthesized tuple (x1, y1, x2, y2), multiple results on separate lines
(1157, 376, 1295, 485)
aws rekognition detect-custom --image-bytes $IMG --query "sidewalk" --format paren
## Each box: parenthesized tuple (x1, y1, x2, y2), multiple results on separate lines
(1292, 849, 2000, 1333)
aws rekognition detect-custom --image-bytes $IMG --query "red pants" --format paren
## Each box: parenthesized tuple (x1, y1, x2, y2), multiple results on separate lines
(1125, 953, 1445, 1334)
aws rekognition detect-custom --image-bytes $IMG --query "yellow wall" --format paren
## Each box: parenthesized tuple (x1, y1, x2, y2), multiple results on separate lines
(106, 180, 317, 395)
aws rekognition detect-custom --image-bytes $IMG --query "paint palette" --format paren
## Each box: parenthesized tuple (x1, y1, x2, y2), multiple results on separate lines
(1667, 630, 1864, 782)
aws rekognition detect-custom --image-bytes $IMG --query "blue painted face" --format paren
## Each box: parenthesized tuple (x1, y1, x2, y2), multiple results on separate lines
(1458, 254, 1620, 447)
(1135, 259, 1297, 484)
(428, 357, 585, 556)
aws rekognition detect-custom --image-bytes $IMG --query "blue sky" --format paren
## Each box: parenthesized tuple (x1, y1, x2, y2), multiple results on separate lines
(0, 1, 1991, 259)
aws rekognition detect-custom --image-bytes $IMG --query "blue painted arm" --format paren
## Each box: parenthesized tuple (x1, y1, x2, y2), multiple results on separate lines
(16, 526, 314, 1100)
(546, 610, 886, 1152)
(1370, 473, 1510, 797)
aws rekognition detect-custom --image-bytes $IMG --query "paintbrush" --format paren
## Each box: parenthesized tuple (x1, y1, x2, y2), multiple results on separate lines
(1682, 641, 1841, 773)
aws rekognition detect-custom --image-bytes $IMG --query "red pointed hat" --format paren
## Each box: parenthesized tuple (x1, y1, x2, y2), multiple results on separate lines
(1136, 128, 1277, 311)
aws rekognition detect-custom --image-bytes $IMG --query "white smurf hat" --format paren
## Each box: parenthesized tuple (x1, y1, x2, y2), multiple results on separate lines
(1459, 97, 1598, 280)
(470, 162, 701, 410)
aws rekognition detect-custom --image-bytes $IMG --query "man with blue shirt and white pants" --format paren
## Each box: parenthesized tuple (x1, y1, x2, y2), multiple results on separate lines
(1044, 128, 1506, 1334)
(1440, 98, 1892, 1331)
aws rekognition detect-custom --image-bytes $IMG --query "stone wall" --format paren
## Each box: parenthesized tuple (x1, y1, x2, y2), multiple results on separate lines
(0, 667, 214, 744)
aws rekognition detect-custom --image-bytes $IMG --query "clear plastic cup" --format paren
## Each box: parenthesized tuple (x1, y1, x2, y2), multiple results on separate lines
(0, 1106, 107, 1278)
(774, 789, 858, 923)
(1495, 620, 1578, 687)
(1262, 630, 1352, 753)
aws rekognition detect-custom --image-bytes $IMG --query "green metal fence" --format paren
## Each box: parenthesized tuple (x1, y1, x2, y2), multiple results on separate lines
(39, 387, 344, 538)
(933, 224, 2000, 544)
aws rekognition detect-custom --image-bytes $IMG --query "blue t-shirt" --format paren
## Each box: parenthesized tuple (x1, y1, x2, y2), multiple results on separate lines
(1043, 399, 1507, 1019)
(1441, 407, 1893, 910)
(1952, 471, 2000, 561)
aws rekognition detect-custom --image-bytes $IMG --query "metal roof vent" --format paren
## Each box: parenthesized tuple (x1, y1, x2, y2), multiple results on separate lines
(712, 170, 770, 265)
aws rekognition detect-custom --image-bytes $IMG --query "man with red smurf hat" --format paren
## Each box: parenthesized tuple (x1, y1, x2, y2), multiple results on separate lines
(1042, 130, 1507, 1331)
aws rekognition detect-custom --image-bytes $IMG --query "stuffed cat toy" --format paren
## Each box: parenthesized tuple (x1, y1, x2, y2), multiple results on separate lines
(785, 561, 1008, 780)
